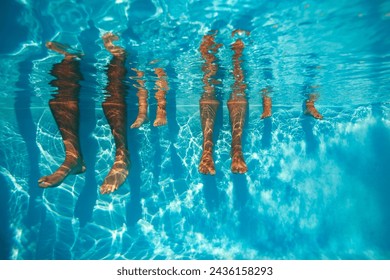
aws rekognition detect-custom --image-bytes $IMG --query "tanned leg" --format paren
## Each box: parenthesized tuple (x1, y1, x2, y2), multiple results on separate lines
(130, 68, 148, 128)
(199, 98, 219, 175)
(100, 33, 130, 194)
(38, 42, 85, 188)
(305, 94, 323, 119)
(260, 88, 272, 119)
(228, 35, 249, 174)
(198, 33, 222, 175)
(153, 68, 168, 127)
(228, 98, 248, 173)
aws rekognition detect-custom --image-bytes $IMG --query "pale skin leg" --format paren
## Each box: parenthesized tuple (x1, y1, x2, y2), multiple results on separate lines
(305, 94, 323, 119)
(38, 42, 86, 188)
(153, 68, 168, 127)
(100, 32, 130, 194)
(130, 68, 148, 128)
(198, 33, 222, 175)
(228, 36, 248, 174)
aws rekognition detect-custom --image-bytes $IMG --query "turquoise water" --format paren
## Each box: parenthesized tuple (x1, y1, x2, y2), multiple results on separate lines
(0, 0, 390, 259)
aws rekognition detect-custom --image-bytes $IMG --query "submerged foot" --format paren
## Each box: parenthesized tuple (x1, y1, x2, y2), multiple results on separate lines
(46, 41, 82, 59)
(261, 111, 272, 119)
(153, 117, 167, 127)
(38, 158, 86, 188)
(199, 152, 216, 175)
(261, 96, 272, 119)
(102, 32, 125, 57)
(131, 116, 148, 128)
(100, 158, 129, 194)
(305, 100, 323, 119)
(231, 151, 247, 174)
(153, 109, 167, 127)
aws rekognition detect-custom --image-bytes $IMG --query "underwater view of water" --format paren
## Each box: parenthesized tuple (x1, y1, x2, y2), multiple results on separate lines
(0, 0, 390, 260)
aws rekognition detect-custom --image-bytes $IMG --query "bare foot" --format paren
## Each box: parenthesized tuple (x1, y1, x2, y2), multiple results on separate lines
(46, 41, 82, 59)
(131, 116, 148, 128)
(38, 158, 86, 188)
(153, 68, 168, 126)
(199, 151, 216, 175)
(100, 157, 129, 194)
(153, 111, 167, 127)
(102, 32, 125, 57)
(130, 68, 148, 129)
(305, 100, 323, 119)
(231, 150, 247, 174)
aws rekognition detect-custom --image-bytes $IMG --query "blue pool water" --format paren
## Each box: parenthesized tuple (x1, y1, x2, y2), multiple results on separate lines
(1, 0, 390, 260)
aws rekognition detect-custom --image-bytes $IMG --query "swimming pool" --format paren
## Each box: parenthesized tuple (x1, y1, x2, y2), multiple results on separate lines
(0, 0, 389, 259)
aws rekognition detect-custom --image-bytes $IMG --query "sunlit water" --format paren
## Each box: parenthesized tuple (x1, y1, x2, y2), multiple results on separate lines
(0, 0, 390, 259)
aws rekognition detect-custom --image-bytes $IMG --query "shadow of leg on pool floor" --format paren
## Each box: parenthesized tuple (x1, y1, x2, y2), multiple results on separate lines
(301, 107, 320, 155)
(125, 138, 142, 226)
(125, 64, 143, 226)
(363, 103, 390, 254)
(164, 64, 187, 193)
(14, 53, 46, 259)
(0, 173, 11, 259)
(232, 173, 251, 238)
(262, 117, 273, 149)
(74, 22, 100, 227)
(126, 103, 142, 226)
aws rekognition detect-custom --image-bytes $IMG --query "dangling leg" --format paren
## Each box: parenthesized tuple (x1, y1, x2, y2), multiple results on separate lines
(100, 33, 130, 194)
(228, 99, 248, 173)
(228, 36, 248, 174)
(198, 98, 219, 175)
(198, 33, 222, 175)
(38, 100, 86, 188)
(260, 89, 272, 119)
(305, 94, 323, 119)
(153, 68, 168, 127)
(100, 101, 129, 194)
(38, 42, 85, 188)
(130, 68, 148, 128)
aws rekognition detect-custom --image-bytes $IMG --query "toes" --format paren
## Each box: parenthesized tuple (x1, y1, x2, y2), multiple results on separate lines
(153, 119, 167, 127)
(232, 165, 247, 174)
(71, 164, 86, 175)
(131, 122, 140, 129)
(199, 153, 216, 175)
(231, 155, 248, 174)
(199, 164, 216, 175)
(131, 119, 145, 128)
(100, 184, 116, 194)
(261, 113, 271, 119)
(38, 176, 60, 188)
(38, 177, 50, 188)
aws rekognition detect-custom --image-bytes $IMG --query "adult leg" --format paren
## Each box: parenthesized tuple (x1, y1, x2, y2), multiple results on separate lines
(38, 42, 85, 187)
(100, 33, 130, 194)
(198, 34, 221, 175)
(228, 36, 248, 174)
